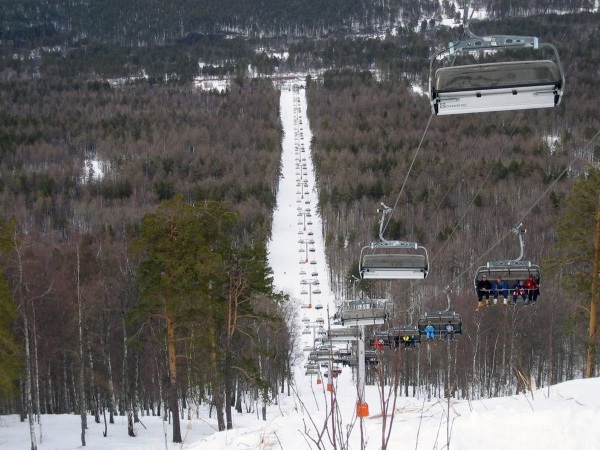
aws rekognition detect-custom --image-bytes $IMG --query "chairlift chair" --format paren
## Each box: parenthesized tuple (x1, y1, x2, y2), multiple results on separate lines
(473, 224, 541, 298)
(338, 299, 389, 326)
(364, 350, 378, 365)
(429, 20, 564, 115)
(418, 310, 463, 337)
(360, 204, 429, 280)
(327, 327, 361, 342)
(369, 330, 392, 349)
(418, 287, 462, 338)
(392, 325, 421, 345)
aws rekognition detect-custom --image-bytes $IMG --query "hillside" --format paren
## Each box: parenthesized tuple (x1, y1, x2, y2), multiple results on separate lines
(0, 4, 599, 449)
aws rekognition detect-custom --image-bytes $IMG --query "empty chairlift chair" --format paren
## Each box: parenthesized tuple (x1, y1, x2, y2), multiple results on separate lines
(327, 327, 361, 343)
(429, 28, 564, 115)
(360, 245, 429, 279)
(360, 204, 429, 280)
(339, 299, 389, 327)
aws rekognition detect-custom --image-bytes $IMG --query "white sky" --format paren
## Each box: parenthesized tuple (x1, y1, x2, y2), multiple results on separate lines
(3, 77, 600, 450)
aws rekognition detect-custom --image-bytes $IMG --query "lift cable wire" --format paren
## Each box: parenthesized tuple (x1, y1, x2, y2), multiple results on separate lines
(430, 115, 521, 264)
(427, 117, 490, 258)
(381, 111, 434, 238)
(380, 3, 501, 239)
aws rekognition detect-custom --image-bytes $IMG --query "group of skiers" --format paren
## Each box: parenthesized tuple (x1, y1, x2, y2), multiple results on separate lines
(476, 274, 539, 310)
(422, 321, 455, 343)
(389, 321, 456, 350)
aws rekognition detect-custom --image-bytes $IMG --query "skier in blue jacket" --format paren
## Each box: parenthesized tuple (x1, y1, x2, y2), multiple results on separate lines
(425, 322, 435, 340)
(492, 276, 509, 304)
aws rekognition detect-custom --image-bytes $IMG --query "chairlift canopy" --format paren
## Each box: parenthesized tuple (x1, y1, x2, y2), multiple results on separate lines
(432, 60, 563, 115)
(429, 31, 564, 115)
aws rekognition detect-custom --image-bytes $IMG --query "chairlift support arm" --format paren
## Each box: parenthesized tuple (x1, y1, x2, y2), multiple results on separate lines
(443, 286, 452, 311)
(512, 223, 526, 262)
(374, 203, 419, 249)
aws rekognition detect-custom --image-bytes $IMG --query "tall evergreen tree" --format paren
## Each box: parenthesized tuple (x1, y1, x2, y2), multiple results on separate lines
(0, 218, 20, 399)
(221, 243, 280, 429)
(553, 167, 600, 377)
(129, 194, 236, 442)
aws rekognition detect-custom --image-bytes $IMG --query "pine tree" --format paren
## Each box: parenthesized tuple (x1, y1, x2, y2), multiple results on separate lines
(0, 218, 20, 399)
(553, 167, 600, 377)
(129, 194, 236, 442)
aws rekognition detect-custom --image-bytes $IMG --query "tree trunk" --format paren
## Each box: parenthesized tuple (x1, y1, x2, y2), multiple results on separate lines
(166, 310, 182, 443)
(46, 363, 54, 414)
(87, 338, 100, 424)
(15, 239, 37, 450)
(586, 194, 600, 377)
(76, 246, 87, 447)
(23, 313, 38, 450)
(224, 352, 233, 429)
(31, 304, 42, 442)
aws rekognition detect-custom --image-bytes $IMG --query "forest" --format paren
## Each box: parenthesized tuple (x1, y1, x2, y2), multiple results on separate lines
(0, 1, 599, 447)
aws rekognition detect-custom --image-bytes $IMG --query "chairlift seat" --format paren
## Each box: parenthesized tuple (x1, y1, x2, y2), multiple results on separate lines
(393, 325, 421, 345)
(327, 327, 361, 342)
(475, 260, 540, 299)
(369, 330, 392, 348)
(432, 60, 562, 115)
(361, 254, 428, 279)
(392, 325, 421, 344)
(418, 310, 463, 336)
(339, 300, 389, 326)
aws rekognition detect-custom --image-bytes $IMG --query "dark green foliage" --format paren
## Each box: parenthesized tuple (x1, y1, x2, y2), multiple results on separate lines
(0, 218, 20, 399)
(129, 194, 235, 322)
(549, 191, 561, 209)
(153, 181, 175, 201)
(98, 180, 133, 200)
(553, 168, 600, 297)
(383, 217, 406, 240)
(437, 226, 453, 242)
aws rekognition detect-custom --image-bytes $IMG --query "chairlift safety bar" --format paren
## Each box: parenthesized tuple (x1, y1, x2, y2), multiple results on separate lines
(485, 260, 534, 268)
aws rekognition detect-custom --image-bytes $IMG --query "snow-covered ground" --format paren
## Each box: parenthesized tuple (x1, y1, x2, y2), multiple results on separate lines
(3, 77, 600, 450)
